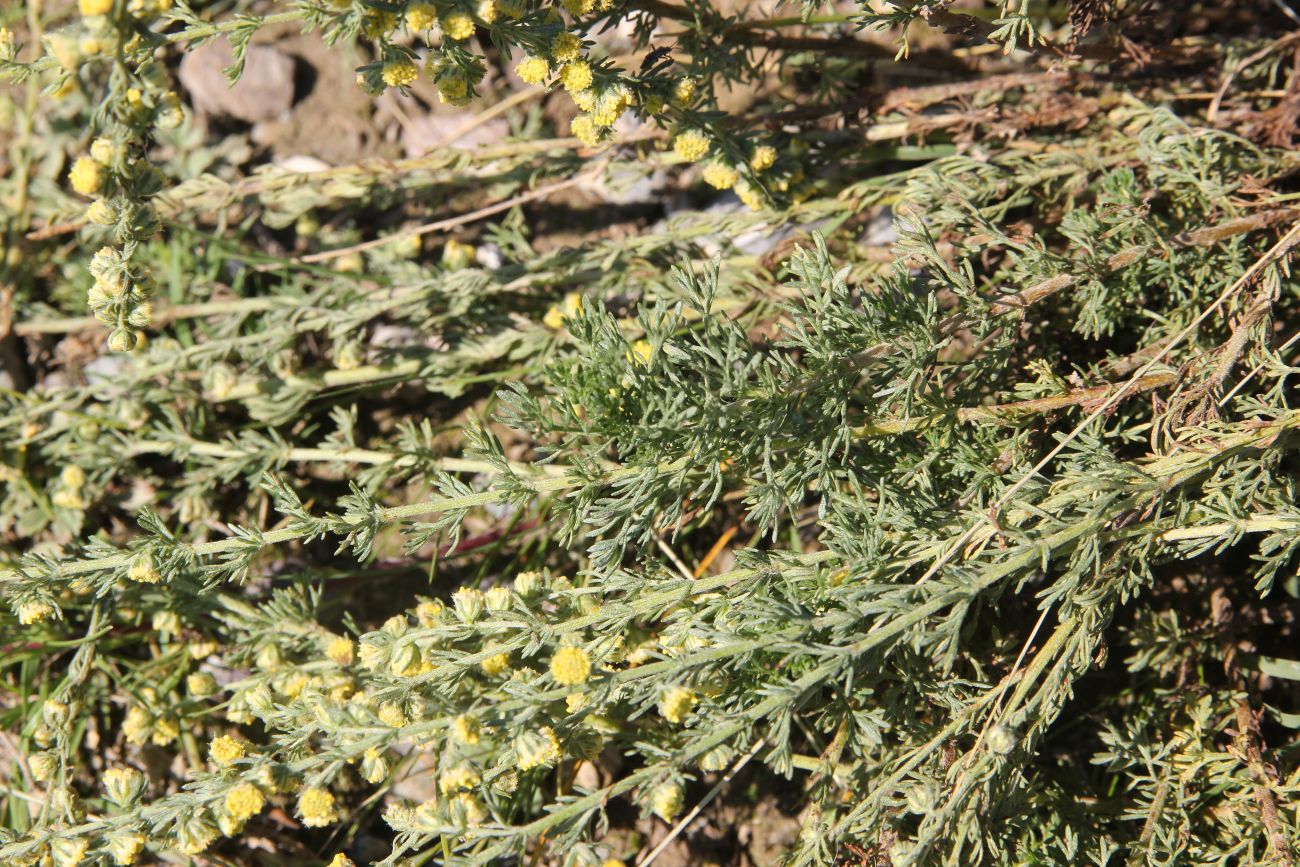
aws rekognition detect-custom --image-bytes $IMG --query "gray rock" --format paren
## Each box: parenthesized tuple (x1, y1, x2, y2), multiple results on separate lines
(179, 40, 296, 124)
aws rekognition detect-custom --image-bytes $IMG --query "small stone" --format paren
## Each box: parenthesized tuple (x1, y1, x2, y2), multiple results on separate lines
(179, 40, 296, 124)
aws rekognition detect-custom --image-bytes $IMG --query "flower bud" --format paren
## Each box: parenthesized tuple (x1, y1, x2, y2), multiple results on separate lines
(361, 748, 388, 784)
(650, 781, 684, 822)
(255, 643, 284, 671)
(244, 684, 275, 714)
(51, 836, 90, 867)
(514, 570, 543, 599)
(514, 726, 561, 770)
(698, 743, 735, 772)
(42, 698, 70, 729)
(986, 724, 1017, 755)
(29, 750, 58, 782)
(127, 551, 161, 584)
(187, 672, 218, 698)
(485, 586, 512, 612)
(103, 766, 147, 806)
(151, 609, 180, 637)
(86, 199, 116, 225)
(106, 829, 146, 865)
(107, 328, 139, 353)
(452, 587, 485, 623)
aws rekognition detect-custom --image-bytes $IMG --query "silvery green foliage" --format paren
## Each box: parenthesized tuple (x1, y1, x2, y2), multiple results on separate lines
(1, 3, 1299, 865)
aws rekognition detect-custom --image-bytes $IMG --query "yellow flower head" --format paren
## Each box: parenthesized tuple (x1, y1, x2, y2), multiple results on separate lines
(437, 73, 472, 106)
(362, 10, 398, 38)
(550, 645, 592, 686)
(224, 782, 265, 821)
(151, 715, 180, 746)
(543, 292, 584, 330)
(441, 11, 476, 39)
(572, 88, 597, 111)
(702, 162, 739, 190)
(672, 77, 696, 106)
(69, 157, 104, 196)
(127, 552, 162, 584)
(627, 339, 653, 366)
(297, 786, 339, 827)
(377, 702, 408, 728)
(325, 635, 355, 666)
(105, 766, 148, 804)
(659, 686, 696, 723)
(477, 0, 498, 23)
(328, 856, 357, 867)
(79, 0, 114, 16)
(86, 200, 116, 225)
(122, 706, 152, 745)
(591, 86, 631, 127)
(52, 837, 90, 867)
(414, 598, 445, 626)
(736, 182, 765, 211)
(515, 56, 550, 85)
(561, 0, 596, 14)
(449, 790, 487, 826)
(107, 829, 146, 865)
(382, 58, 418, 88)
(406, 3, 437, 29)
(481, 650, 511, 676)
(451, 713, 482, 745)
(750, 145, 777, 172)
(209, 734, 247, 766)
(439, 765, 480, 793)
(650, 780, 684, 821)
(551, 32, 581, 63)
(559, 61, 592, 95)
(570, 115, 603, 148)
(673, 130, 710, 162)
(485, 586, 513, 611)
(514, 726, 561, 770)
(18, 600, 56, 625)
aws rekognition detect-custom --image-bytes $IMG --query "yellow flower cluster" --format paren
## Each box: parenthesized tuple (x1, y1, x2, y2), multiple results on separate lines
(659, 686, 697, 723)
(406, 3, 436, 29)
(209, 734, 247, 766)
(673, 130, 711, 162)
(297, 786, 340, 827)
(52, 464, 87, 510)
(481, 649, 511, 676)
(442, 11, 476, 40)
(550, 645, 592, 685)
(543, 292, 584, 329)
(439, 765, 480, 793)
(516, 56, 550, 85)
(102, 766, 145, 804)
(79, 0, 114, 16)
(127, 552, 161, 583)
(551, 32, 582, 63)
(751, 145, 777, 171)
(650, 781, 685, 821)
(69, 157, 104, 197)
(515, 726, 561, 770)
(560, 61, 592, 95)
(382, 58, 418, 88)
(18, 599, 56, 625)
(452, 713, 482, 745)
(326, 635, 355, 666)
(702, 162, 739, 190)
(672, 78, 696, 105)
(377, 702, 408, 727)
(224, 782, 265, 820)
